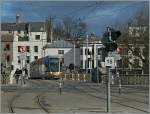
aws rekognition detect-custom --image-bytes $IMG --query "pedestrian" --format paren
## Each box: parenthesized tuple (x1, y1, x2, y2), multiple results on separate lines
(19, 69, 23, 84)
(14, 69, 20, 84)
(24, 68, 28, 79)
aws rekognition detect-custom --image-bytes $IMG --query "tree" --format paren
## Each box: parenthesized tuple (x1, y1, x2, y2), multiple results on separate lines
(46, 16, 54, 42)
(76, 18, 87, 38)
(53, 22, 66, 40)
(63, 17, 78, 39)
(118, 8, 149, 74)
(53, 17, 87, 40)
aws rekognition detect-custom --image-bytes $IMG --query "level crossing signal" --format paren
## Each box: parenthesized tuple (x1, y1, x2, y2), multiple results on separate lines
(101, 27, 121, 52)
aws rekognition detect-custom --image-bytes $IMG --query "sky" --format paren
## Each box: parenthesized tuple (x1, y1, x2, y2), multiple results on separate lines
(1, 1, 149, 36)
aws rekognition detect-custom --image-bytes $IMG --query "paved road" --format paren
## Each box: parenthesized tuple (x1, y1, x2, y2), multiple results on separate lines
(1, 79, 149, 113)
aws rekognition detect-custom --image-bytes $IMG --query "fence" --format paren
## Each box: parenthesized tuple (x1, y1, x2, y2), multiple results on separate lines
(102, 74, 149, 85)
(1, 74, 10, 84)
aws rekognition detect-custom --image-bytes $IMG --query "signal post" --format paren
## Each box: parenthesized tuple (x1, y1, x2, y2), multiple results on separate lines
(102, 27, 121, 113)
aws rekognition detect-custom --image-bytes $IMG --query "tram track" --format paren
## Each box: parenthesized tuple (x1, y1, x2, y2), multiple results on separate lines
(88, 85, 149, 104)
(68, 83, 149, 113)
(8, 80, 53, 113)
(8, 92, 24, 113)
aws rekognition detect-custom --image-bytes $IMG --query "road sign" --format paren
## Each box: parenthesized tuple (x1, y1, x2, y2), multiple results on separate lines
(105, 57, 115, 67)
(19, 46, 26, 53)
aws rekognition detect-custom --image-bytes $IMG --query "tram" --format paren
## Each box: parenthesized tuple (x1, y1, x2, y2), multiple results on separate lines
(30, 56, 64, 79)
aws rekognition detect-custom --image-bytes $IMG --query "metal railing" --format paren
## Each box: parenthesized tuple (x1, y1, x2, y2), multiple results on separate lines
(1, 74, 10, 84)
(101, 74, 149, 85)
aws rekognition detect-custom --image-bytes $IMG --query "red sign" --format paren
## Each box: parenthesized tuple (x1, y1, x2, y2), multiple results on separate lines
(19, 46, 26, 53)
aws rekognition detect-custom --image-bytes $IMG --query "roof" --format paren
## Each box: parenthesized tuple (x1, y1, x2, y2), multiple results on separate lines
(29, 22, 45, 32)
(1, 23, 26, 31)
(1, 22, 45, 32)
(44, 40, 74, 48)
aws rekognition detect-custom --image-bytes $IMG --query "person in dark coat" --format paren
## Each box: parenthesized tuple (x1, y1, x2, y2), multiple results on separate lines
(14, 69, 20, 84)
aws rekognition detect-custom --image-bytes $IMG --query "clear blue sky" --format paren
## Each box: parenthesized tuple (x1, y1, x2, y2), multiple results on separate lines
(1, 1, 149, 36)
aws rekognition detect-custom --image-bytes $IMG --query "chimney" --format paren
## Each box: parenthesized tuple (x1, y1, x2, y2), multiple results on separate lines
(16, 14, 20, 25)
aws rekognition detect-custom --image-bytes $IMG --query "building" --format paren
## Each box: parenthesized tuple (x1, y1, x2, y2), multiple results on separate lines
(80, 39, 104, 72)
(1, 22, 47, 70)
(1, 15, 48, 83)
(43, 40, 80, 67)
(1, 33, 14, 73)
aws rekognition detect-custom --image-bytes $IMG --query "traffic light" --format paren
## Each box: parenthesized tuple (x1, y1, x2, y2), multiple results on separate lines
(110, 29, 121, 41)
(101, 27, 121, 52)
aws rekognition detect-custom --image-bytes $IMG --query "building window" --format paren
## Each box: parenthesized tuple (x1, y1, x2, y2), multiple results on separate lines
(18, 56, 21, 64)
(85, 60, 88, 68)
(92, 60, 94, 68)
(18, 46, 21, 52)
(80, 49, 83, 55)
(35, 35, 40, 40)
(18, 46, 26, 52)
(62, 58, 64, 63)
(92, 48, 94, 55)
(80, 60, 83, 68)
(9, 30, 12, 33)
(85, 49, 89, 55)
(11, 65, 14, 70)
(34, 46, 38, 52)
(97, 48, 102, 55)
(34, 56, 38, 60)
(88, 50, 92, 55)
(6, 55, 10, 62)
(58, 50, 64, 54)
(26, 46, 30, 52)
(88, 58, 91, 68)
(5, 44, 10, 51)
(17, 30, 21, 34)
(98, 60, 101, 67)
(26, 56, 30, 63)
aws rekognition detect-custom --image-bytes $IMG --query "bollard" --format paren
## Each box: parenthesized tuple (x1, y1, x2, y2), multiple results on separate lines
(83, 74, 86, 82)
(78, 74, 80, 81)
(118, 77, 121, 94)
(134, 75, 136, 85)
(111, 75, 114, 85)
(72, 74, 74, 80)
(117, 72, 121, 94)
(59, 81, 62, 95)
(64, 73, 66, 80)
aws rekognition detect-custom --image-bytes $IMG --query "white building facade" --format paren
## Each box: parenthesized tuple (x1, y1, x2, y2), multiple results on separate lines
(1, 21, 47, 81)
(44, 40, 80, 67)
(80, 40, 104, 71)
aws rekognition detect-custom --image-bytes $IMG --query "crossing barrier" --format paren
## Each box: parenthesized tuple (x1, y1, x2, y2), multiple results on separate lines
(62, 73, 90, 82)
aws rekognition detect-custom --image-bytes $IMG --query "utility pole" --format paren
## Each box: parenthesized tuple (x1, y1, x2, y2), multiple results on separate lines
(96, 47, 99, 83)
(86, 35, 88, 74)
(46, 16, 53, 43)
(74, 40, 76, 71)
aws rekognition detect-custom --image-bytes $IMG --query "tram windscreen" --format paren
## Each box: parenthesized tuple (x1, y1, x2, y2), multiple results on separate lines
(49, 58, 59, 72)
